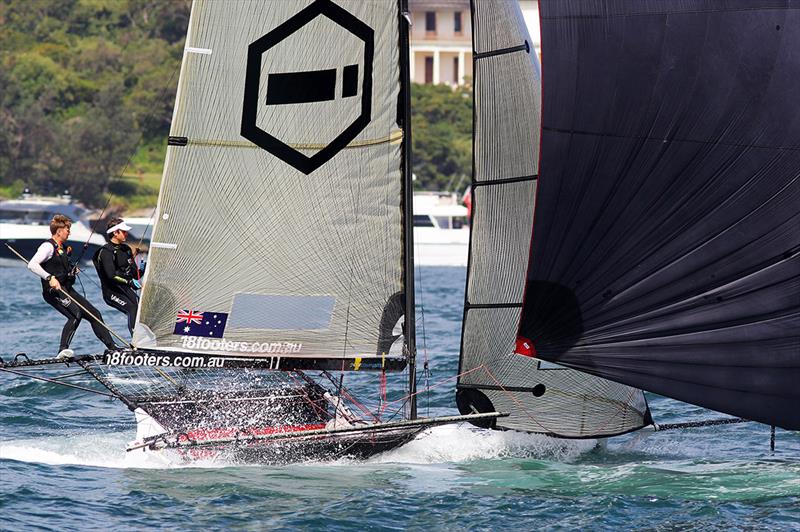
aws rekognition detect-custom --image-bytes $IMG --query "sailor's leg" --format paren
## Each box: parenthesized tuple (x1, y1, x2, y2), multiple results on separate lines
(43, 289, 81, 351)
(102, 287, 138, 335)
(122, 287, 139, 336)
(66, 288, 117, 349)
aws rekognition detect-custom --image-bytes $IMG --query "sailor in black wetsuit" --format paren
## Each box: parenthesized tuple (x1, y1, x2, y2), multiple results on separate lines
(93, 218, 141, 335)
(27, 214, 117, 359)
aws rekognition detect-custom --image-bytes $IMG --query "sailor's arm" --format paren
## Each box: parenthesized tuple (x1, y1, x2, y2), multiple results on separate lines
(28, 242, 60, 290)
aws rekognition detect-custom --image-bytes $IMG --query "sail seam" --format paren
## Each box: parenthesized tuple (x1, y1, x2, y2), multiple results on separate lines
(541, 6, 800, 21)
(473, 174, 538, 187)
(474, 41, 530, 60)
(543, 126, 800, 152)
(168, 131, 403, 150)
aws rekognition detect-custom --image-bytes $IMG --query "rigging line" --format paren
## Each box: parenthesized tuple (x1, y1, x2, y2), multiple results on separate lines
(0, 367, 118, 399)
(133, 205, 158, 267)
(479, 366, 554, 434)
(380, 364, 488, 410)
(51, 370, 93, 380)
(77, 360, 136, 409)
(286, 371, 336, 421)
(414, 260, 431, 416)
(75, 194, 113, 264)
(76, 63, 180, 263)
(319, 370, 383, 422)
(5, 243, 132, 349)
(653, 417, 750, 431)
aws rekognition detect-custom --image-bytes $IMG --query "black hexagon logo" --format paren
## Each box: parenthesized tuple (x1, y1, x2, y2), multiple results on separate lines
(241, 0, 374, 174)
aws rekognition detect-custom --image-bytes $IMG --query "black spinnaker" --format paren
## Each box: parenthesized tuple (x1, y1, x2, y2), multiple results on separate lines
(517, 0, 800, 431)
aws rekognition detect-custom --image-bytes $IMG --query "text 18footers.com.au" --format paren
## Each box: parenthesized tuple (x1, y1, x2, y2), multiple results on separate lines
(105, 336, 304, 368)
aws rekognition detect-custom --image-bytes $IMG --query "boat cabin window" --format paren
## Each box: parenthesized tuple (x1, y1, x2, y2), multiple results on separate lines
(434, 216, 451, 229)
(413, 215, 435, 227)
(0, 209, 53, 225)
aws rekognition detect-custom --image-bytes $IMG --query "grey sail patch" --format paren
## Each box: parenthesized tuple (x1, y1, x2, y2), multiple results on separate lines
(228, 294, 335, 330)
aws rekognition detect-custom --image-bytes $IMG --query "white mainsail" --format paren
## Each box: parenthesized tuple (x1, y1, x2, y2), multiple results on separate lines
(135, 0, 408, 363)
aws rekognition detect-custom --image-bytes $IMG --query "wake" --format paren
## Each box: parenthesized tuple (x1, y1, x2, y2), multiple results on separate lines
(0, 423, 597, 469)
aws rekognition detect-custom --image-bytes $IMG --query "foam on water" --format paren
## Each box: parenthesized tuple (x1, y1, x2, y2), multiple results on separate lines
(0, 431, 179, 469)
(0, 423, 597, 470)
(374, 424, 597, 464)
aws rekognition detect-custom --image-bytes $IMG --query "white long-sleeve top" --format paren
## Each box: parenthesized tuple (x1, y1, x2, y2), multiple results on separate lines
(28, 241, 55, 280)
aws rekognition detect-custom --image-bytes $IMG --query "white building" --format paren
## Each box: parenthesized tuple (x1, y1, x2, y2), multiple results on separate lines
(409, 0, 541, 86)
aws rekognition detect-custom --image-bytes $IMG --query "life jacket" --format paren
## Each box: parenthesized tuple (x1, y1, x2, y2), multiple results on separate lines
(40, 239, 74, 291)
(93, 242, 135, 287)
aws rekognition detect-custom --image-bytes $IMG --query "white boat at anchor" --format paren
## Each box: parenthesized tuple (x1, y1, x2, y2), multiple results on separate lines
(0, 190, 106, 266)
(413, 191, 469, 267)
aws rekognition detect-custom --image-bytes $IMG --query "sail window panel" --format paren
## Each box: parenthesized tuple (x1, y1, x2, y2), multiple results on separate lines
(228, 294, 335, 331)
(466, 181, 535, 305)
(471, 0, 531, 55)
(473, 52, 540, 183)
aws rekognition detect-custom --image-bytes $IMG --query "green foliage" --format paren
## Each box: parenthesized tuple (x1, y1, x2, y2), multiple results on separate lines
(411, 82, 472, 192)
(0, 0, 189, 208)
(1, 1, 471, 208)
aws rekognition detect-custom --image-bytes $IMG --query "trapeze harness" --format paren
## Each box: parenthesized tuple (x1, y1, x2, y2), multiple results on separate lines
(37, 239, 116, 351)
(93, 242, 140, 335)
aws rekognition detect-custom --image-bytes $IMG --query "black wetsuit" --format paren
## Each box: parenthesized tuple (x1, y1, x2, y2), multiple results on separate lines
(94, 242, 140, 334)
(39, 239, 116, 351)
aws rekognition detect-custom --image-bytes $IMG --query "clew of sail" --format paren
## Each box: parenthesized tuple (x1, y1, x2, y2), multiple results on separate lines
(133, 0, 408, 365)
(455, 0, 651, 438)
(523, 1, 800, 431)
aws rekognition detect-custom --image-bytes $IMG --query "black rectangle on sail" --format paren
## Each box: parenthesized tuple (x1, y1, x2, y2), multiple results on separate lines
(266, 69, 336, 105)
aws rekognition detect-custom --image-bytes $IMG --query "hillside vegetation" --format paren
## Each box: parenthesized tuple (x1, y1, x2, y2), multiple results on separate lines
(0, 0, 472, 210)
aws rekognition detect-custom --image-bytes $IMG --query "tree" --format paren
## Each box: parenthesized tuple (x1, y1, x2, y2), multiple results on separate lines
(411, 82, 472, 191)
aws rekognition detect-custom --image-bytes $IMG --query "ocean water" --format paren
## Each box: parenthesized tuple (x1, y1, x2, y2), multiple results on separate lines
(1, 264, 798, 531)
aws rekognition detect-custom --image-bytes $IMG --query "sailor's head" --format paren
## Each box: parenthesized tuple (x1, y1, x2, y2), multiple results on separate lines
(50, 214, 72, 239)
(106, 218, 132, 242)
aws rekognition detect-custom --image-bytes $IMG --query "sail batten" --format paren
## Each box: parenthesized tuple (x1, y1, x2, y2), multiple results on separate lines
(525, 0, 800, 430)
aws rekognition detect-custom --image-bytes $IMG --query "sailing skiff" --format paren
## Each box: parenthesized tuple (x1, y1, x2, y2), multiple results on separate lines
(2, 0, 797, 464)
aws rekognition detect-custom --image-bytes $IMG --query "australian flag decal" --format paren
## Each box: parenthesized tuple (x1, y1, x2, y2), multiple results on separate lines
(173, 309, 228, 337)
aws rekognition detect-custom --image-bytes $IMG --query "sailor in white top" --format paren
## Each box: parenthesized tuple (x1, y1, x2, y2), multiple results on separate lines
(28, 214, 117, 358)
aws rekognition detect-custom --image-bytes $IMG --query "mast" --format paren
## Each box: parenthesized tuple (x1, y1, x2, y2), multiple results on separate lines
(398, 0, 417, 419)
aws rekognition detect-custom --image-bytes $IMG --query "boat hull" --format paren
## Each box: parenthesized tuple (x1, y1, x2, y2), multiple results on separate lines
(166, 426, 424, 464)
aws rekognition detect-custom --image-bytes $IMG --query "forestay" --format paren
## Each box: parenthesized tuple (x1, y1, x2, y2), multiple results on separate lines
(456, 0, 650, 438)
(135, 0, 409, 365)
(523, 1, 800, 430)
